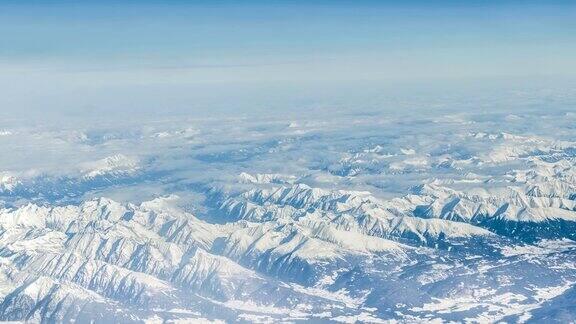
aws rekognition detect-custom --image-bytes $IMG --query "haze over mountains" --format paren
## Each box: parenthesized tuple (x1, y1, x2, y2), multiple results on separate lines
(1, 86, 576, 322)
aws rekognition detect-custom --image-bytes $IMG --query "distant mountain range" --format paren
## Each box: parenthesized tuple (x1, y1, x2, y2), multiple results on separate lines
(1, 107, 575, 322)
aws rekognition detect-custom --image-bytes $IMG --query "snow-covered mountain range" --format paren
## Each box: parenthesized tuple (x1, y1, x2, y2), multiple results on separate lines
(1, 101, 576, 323)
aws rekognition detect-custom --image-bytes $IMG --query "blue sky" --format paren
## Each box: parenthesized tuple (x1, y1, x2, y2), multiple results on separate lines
(2, 1, 575, 77)
(0, 1, 575, 117)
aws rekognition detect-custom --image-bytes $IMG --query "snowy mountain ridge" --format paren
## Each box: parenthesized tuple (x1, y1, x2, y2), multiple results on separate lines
(1, 106, 576, 322)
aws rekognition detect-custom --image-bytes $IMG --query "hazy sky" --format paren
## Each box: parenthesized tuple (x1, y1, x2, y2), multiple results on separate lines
(0, 0, 575, 117)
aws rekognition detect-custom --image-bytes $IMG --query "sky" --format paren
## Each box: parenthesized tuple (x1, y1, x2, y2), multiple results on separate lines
(0, 0, 575, 118)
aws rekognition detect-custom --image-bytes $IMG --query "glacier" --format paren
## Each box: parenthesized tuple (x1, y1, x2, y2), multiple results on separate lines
(1, 93, 576, 323)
